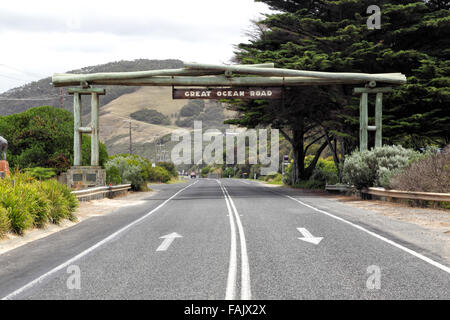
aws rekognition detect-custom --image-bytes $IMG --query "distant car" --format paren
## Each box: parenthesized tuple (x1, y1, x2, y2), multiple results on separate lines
(190, 171, 196, 178)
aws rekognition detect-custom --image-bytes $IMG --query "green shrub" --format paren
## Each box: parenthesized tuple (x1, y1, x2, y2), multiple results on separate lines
(156, 161, 177, 177)
(292, 180, 325, 189)
(39, 179, 77, 224)
(342, 145, 421, 190)
(201, 166, 211, 177)
(25, 167, 57, 180)
(282, 163, 293, 185)
(223, 167, 234, 178)
(105, 154, 150, 190)
(81, 134, 109, 168)
(0, 207, 10, 238)
(0, 172, 78, 234)
(148, 166, 171, 183)
(106, 154, 172, 189)
(0, 180, 34, 234)
(0, 106, 108, 173)
(106, 166, 122, 185)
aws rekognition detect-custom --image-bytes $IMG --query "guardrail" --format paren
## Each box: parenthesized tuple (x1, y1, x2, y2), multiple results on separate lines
(364, 187, 450, 202)
(325, 184, 352, 192)
(72, 184, 132, 201)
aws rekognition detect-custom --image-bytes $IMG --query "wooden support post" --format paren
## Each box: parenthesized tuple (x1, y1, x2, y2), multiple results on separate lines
(91, 93, 99, 166)
(73, 93, 82, 166)
(354, 87, 391, 151)
(375, 92, 383, 148)
(360, 92, 368, 151)
(68, 87, 105, 167)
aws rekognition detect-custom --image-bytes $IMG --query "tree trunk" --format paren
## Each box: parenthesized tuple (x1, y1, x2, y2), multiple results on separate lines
(291, 127, 305, 184)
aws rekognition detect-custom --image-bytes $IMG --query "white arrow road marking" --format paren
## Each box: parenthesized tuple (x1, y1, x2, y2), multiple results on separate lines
(297, 227, 323, 245)
(1, 180, 199, 300)
(156, 232, 182, 251)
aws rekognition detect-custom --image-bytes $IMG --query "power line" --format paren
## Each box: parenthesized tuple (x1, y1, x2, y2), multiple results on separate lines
(0, 96, 64, 101)
(0, 73, 32, 82)
(0, 64, 46, 79)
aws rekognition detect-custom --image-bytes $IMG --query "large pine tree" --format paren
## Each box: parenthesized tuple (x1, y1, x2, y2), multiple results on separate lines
(228, 0, 449, 183)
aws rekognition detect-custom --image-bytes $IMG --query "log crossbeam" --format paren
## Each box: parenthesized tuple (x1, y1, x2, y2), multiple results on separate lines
(52, 62, 407, 88)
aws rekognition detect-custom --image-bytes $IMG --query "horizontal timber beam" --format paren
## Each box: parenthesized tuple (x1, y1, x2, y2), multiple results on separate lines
(78, 127, 93, 133)
(184, 62, 407, 84)
(353, 87, 393, 94)
(54, 75, 370, 87)
(67, 88, 106, 95)
(53, 63, 275, 87)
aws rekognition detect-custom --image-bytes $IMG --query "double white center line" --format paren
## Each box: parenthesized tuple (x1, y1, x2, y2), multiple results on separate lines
(218, 180, 251, 300)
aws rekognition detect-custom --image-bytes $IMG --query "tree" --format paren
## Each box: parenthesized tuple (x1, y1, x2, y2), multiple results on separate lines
(0, 106, 108, 173)
(230, 0, 449, 183)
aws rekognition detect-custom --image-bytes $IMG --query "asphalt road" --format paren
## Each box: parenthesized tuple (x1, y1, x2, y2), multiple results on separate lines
(0, 178, 449, 299)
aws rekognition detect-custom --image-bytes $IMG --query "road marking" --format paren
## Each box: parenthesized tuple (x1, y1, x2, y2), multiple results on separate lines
(283, 193, 450, 274)
(218, 181, 237, 300)
(297, 227, 323, 245)
(222, 183, 252, 300)
(156, 232, 182, 251)
(1, 180, 199, 300)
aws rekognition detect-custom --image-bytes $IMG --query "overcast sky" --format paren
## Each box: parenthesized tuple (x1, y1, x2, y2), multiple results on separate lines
(0, 0, 272, 93)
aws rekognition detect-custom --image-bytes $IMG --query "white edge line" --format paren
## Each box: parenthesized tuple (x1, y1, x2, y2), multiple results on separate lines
(218, 180, 238, 300)
(283, 193, 450, 275)
(1, 180, 199, 300)
(223, 185, 252, 300)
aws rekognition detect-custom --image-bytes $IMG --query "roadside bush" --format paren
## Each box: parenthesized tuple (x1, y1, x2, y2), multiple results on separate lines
(106, 166, 122, 185)
(0, 106, 108, 173)
(264, 173, 282, 184)
(305, 156, 338, 185)
(282, 163, 293, 185)
(148, 166, 171, 183)
(25, 167, 56, 180)
(106, 154, 172, 189)
(201, 166, 211, 177)
(156, 161, 177, 177)
(0, 207, 10, 238)
(223, 167, 234, 178)
(292, 179, 325, 189)
(342, 145, 420, 189)
(0, 172, 78, 234)
(389, 147, 450, 193)
(39, 179, 77, 224)
(106, 154, 150, 190)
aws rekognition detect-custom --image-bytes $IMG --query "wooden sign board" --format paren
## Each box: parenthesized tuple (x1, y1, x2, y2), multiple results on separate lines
(172, 87, 282, 100)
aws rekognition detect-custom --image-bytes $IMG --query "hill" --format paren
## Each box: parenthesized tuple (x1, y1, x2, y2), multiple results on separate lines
(0, 59, 183, 116)
(0, 59, 236, 161)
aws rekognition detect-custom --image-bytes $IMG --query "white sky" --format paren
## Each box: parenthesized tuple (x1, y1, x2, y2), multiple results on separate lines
(0, 0, 272, 93)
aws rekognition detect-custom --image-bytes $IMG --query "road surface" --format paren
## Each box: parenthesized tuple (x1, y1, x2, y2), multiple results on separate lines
(0, 179, 449, 299)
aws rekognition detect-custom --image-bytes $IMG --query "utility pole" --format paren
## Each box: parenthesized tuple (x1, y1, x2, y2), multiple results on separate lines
(59, 88, 64, 109)
(123, 119, 133, 154)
